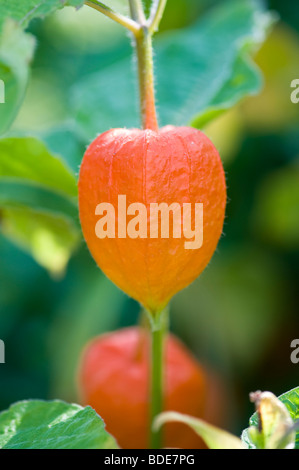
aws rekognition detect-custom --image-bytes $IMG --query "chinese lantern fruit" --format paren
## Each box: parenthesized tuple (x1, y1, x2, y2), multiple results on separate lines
(78, 327, 210, 449)
(78, 126, 226, 314)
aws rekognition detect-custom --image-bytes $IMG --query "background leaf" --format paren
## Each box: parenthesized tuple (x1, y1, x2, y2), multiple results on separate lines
(0, 136, 80, 274)
(49, 274, 126, 400)
(71, 0, 275, 142)
(42, 123, 86, 175)
(0, 180, 78, 225)
(0, 21, 35, 136)
(0, 207, 80, 276)
(252, 164, 299, 249)
(0, 400, 118, 449)
(0, 0, 85, 136)
(0, 0, 84, 33)
(0, 136, 77, 195)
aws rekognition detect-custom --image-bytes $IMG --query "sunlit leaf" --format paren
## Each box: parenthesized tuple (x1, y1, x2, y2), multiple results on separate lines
(154, 411, 246, 449)
(0, 136, 80, 272)
(1, 208, 80, 276)
(0, 136, 77, 196)
(242, 389, 299, 449)
(0, 400, 118, 449)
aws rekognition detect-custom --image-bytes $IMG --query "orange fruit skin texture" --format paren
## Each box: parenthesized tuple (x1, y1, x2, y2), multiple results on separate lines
(78, 327, 209, 449)
(78, 126, 226, 313)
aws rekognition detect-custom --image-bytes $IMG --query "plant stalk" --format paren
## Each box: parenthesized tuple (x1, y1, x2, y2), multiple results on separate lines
(134, 27, 159, 131)
(133, 0, 168, 130)
(129, 0, 146, 24)
(85, 0, 140, 35)
(149, 307, 169, 449)
(148, 0, 168, 33)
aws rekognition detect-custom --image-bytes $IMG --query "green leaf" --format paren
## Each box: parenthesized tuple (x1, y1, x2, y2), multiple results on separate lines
(42, 123, 86, 176)
(71, 0, 275, 141)
(190, 54, 261, 128)
(0, 180, 78, 223)
(0, 136, 80, 273)
(0, 180, 80, 275)
(0, 400, 119, 449)
(1, 207, 80, 276)
(154, 412, 246, 449)
(279, 388, 299, 424)
(157, 0, 274, 128)
(0, 21, 35, 135)
(0, 136, 77, 196)
(242, 389, 299, 449)
(0, 0, 85, 135)
(0, 0, 84, 33)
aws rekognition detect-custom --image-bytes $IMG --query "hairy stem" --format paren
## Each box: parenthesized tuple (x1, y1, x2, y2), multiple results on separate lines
(85, 0, 140, 35)
(148, 0, 168, 33)
(149, 307, 169, 449)
(133, 0, 168, 129)
(129, 0, 146, 24)
(135, 27, 159, 130)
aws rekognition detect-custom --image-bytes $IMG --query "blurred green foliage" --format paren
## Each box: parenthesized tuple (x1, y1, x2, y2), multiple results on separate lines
(0, 0, 298, 438)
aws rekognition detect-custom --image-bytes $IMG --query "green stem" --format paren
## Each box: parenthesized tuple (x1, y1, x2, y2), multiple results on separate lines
(148, 0, 168, 33)
(132, 0, 168, 130)
(129, 0, 146, 24)
(85, 0, 140, 35)
(135, 28, 159, 130)
(149, 306, 169, 449)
